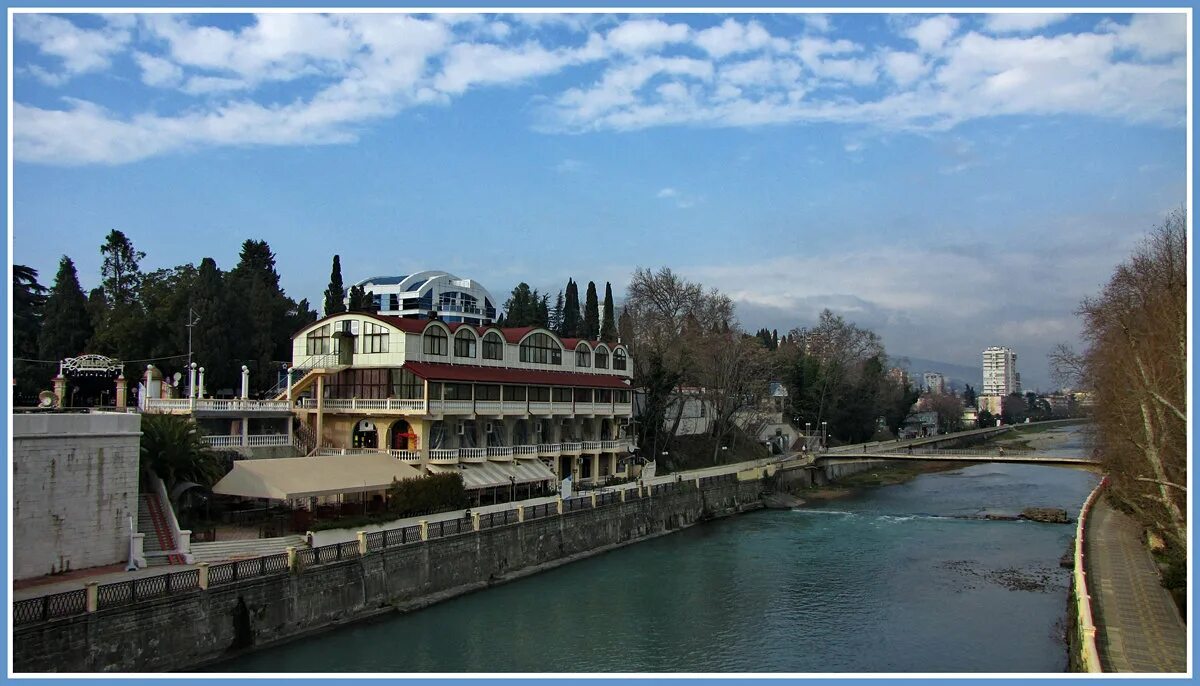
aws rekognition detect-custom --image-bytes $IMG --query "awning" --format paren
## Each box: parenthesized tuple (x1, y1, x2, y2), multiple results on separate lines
(212, 453, 424, 500)
(427, 460, 557, 490)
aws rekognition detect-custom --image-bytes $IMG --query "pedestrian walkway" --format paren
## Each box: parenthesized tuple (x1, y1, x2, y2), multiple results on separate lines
(1085, 498, 1187, 673)
(12, 563, 202, 601)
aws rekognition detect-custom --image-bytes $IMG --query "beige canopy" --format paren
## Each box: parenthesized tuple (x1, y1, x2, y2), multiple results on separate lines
(213, 454, 425, 500)
(426, 460, 557, 490)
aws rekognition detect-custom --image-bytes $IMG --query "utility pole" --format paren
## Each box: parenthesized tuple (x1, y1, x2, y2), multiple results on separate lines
(186, 307, 201, 398)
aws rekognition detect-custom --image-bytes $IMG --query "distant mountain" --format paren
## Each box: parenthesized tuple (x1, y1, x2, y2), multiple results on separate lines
(893, 356, 981, 393)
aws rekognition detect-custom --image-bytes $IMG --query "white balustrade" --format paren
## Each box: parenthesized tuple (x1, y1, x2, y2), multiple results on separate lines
(487, 446, 514, 461)
(203, 435, 241, 448)
(389, 449, 422, 462)
(501, 402, 527, 414)
(246, 434, 290, 447)
(562, 442, 583, 453)
(529, 402, 552, 415)
(514, 445, 539, 457)
(538, 443, 560, 456)
(460, 447, 487, 462)
(475, 401, 502, 414)
(143, 398, 192, 412)
(583, 441, 602, 451)
(428, 400, 474, 414)
(429, 449, 459, 464)
(575, 403, 596, 414)
(551, 403, 574, 414)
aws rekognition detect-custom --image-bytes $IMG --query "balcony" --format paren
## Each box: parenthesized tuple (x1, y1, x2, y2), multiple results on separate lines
(574, 402, 596, 415)
(562, 442, 582, 455)
(551, 402, 574, 415)
(487, 446, 514, 462)
(600, 439, 626, 452)
(389, 449, 422, 462)
(429, 449, 459, 464)
(529, 402, 552, 415)
(295, 398, 426, 413)
(427, 400, 474, 414)
(501, 401, 527, 414)
(475, 401, 502, 415)
(514, 445, 539, 459)
(582, 441, 602, 452)
(538, 443, 560, 457)
(145, 398, 292, 414)
(202, 434, 292, 448)
(460, 447, 487, 463)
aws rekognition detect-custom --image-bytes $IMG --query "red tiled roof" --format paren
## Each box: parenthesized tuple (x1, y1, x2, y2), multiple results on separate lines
(403, 361, 631, 389)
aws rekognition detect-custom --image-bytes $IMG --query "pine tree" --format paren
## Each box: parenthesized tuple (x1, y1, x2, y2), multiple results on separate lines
(772, 329, 779, 350)
(91, 230, 146, 362)
(324, 255, 346, 316)
(347, 285, 369, 311)
(550, 290, 564, 335)
(537, 293, 550, 328)
(14, 264, 48, 399)
(228, 240, 290, 394)
(39, 257, 91, 363)
(583, 281, 600, 339)
(562, 279, 581, 337)
(600, 282, 616, 341)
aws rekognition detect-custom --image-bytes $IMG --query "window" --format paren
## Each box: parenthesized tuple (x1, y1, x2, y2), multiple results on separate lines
(306, 324, 332, 355)
(574, 388, 593, 403)
(575, 347, 591, 367)
(363, 322, 389, 353)
(596, 389, 613, 403)
(616, 390, 631, 403)
(392, 369, 424, 399)
(595, 348, 609, 369)
(482, 332, 504, 360)
(423, 327, 448, 356)
(553, 387, 573, 403)
(519, 332, 561, 365)
(613, 349, 627, 371)
(326, 368, 390, 399)
(503, 385, 526, 401)
(444, 383, 472, 400)
(529, 386, 550, 402)
(454, 329, 476, 358)
(476, 384, 501, 401)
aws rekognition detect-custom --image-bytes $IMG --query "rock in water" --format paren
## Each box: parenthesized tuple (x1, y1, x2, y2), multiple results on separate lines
(1021, 507, 1069, 523)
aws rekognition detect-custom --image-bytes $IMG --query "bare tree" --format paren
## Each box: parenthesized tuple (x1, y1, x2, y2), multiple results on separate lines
(695, 332, 772, 463)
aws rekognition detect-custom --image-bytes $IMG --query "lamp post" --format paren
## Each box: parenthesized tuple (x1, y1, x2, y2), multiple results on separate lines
(822, 421, 828, 450)
(805, 422, 811, 450)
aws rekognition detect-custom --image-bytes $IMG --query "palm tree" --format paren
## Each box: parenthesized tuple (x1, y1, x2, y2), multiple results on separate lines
(139, 414, 226, 490)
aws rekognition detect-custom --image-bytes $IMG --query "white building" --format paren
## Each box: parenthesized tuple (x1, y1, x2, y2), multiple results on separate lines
(982, 346, 1021, 397)
(923, 372, 946, 394)
(356, 270, 498, 326)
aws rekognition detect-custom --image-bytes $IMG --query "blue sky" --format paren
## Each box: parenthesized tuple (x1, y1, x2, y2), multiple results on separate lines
(11, 11, 1188, 389)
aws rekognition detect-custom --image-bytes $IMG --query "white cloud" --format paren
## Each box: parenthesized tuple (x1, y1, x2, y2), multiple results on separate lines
(1106, 13, 1188, 59)
(982, 13, 1069, 34)
(182, 75, 248, 95)
(906, 15, 960, 53)
(882, 51, 927, 87)
(15, 14, 130, 82)
(656, 187, 677, 198)
(695, 19, 774, 58)
(134, 51, 182, 88)
(604, 18, 689, 54)
(802, 14, 832, 34)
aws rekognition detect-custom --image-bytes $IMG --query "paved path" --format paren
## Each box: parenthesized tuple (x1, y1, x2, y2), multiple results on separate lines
(1085, 498, 1187, 673)
(12, 563, 202, 601)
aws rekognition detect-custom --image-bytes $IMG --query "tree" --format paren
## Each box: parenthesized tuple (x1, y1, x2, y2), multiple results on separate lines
(188, 258, 233, 392)
(13, 265, 48, 399)
(976, 409, 995, 428)
(228, 240, 291, 394)
(550, 290, 564, 335)
(1056, 209, 1186, 551)
(324, 255, 346, 316)
(140, 414, 227, 491)
(1001, 392, 1028, 425)
(502, 283, 541, 327)
(562, 279, 581, 337)
(583, 281, 600, 339)
(924, 392, 965, 434)
(347, 285, 371, 312)
(695, 331, 772, 463)
(600, 282, 616, 341)
(140, 265, 197, 367)
(537, 293, 550, 328)
(91, 230, 146, 363)
(39, 257, 92, 363)
(962, 384, 977, 408)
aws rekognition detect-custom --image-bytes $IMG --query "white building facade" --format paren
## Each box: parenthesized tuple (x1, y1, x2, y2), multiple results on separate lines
(355, 271, 498, 326)
(982, 346, 1021, 397)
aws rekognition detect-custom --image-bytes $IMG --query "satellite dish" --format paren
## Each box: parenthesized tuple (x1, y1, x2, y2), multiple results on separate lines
(173, 372, 183, 384)
(38, 391, 57, 408)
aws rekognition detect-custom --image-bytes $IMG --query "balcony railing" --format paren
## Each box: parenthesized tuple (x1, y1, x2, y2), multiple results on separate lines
(299, 398, 426, 412)
(562, 442, 582, 454)
(475, 401, 502, 415)
(514, 445, 539, 458)
(538, 443, 560, 456)
(582, 441, 602, 452)
(389, 449, 422, 462)
(487, 446, 514, 461)
(529, 402, 552, 415)
(429, 449, 459, 464)
(428, 400, 474, 414)
(203, 434, 291, 448)
(459, 447, 487, 462)
(145, 398, 293, 413)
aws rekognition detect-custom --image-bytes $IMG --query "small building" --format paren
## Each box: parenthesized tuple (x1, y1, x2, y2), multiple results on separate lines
(13, 411, 141, 579)
(356, 271, 498, 326)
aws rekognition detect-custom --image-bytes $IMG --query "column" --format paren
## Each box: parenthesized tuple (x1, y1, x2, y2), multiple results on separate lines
(315, 375, 325, 451)
(241, 365, 250, 400)
(115, 374, 127, 409)
(198, 367, 206, 399)
(52, 374, 67, 407)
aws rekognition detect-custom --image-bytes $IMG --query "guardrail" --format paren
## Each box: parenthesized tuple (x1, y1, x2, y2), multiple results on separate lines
(14, 461, 749, 627)
(1073, 476, 1108, 673)
(204, 434, 291, 448)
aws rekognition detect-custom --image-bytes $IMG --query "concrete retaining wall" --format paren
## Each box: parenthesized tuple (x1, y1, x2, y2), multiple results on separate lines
(14, 480, 763, 673)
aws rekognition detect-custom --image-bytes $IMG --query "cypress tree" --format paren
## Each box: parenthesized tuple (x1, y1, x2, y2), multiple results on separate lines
(40, 257, 91, 362)
(550, 290, 564, 335)
(583, 281, 600, 340)
(537, 293, 550, 328)
(347, 285, 369, 311)
(600, 282, 616, 341)
(562, 279, 581, 337)
(228, 240, 290, 394)
(324, 255, 346, 316)
(14, 264, 47, 398)
(190, 258, 234, 391)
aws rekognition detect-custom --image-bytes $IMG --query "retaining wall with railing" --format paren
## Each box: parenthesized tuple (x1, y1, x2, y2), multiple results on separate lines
(1069, 476, 1108, 673)
(13, 475, 763, 673)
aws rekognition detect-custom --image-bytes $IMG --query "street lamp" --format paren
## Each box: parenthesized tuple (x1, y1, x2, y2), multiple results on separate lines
(805, 422, 811, 450)
(822, 421, 828, 449)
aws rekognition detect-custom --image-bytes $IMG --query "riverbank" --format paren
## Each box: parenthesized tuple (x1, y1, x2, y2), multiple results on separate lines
(798, 460, 971, 501)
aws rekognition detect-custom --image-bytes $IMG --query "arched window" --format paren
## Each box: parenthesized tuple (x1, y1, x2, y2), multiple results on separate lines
(482, 331, 504, 360)
(613, 348, 627, 371)
(454, 329, 476, 358)
(423, 327, 448, 356)
(594, 346, 609, 369)
(575, 344, 591, 368)
(306, 324, 332, 355)
(519, 332, 562, 365)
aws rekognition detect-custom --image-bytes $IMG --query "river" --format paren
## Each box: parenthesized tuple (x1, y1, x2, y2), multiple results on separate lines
(214, 426, 1099, 673)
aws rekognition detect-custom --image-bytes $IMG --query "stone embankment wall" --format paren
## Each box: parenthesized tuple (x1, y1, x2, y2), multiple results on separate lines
(15, 479, 762, 673)
(13, 412, 142, 579)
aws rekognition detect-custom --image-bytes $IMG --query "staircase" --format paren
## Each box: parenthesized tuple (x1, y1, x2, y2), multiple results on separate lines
(190, 535, 308, 563)
(138, 493, 184, 566)
(294, 421, 318, 455)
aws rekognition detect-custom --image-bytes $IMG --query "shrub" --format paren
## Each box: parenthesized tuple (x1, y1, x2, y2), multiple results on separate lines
(387, 473, 468, 517)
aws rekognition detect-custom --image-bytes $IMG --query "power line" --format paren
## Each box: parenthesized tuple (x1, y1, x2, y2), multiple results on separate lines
(14, 353, 190, 365)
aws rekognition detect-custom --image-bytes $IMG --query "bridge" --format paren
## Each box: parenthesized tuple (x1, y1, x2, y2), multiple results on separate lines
(819, 447, 1099, 467)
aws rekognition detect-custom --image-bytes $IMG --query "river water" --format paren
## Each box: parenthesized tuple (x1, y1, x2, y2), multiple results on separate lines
(216, 427, 1099, 673)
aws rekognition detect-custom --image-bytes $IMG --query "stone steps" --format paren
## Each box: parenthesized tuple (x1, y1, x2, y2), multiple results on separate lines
(190, 535, 307, 563)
